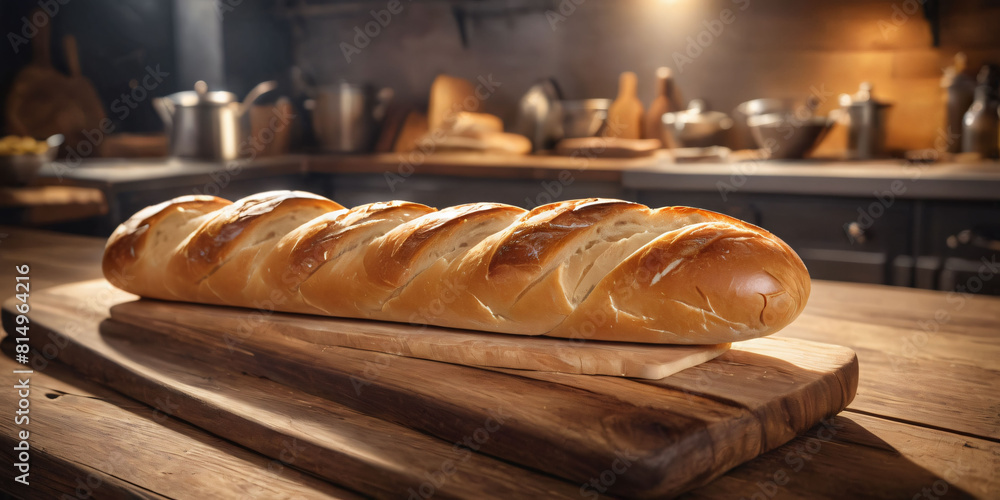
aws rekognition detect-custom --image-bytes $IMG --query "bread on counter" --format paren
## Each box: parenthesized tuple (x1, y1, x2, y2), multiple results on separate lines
(103, 191, 810, 344)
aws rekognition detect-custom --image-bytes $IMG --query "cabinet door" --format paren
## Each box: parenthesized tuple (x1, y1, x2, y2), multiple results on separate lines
(918, 201, 1000, 296)
(752, 195, 913, 285)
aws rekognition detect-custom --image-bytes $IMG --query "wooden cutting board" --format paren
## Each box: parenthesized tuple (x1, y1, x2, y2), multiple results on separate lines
(108, 295, 730, 380)
(3, 280, 858, 498)
(555, 137, 661, 158)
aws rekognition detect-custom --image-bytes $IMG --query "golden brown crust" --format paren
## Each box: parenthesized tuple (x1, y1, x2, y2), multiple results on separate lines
(487, 199, 645, 278)
(164, 191, 343, 302)
(366, 203, 525, 289)
(546, 221, 810, 344)
(278, 201, 434, 292)
(102, 195, 231, 299)
(102, 192, 811, 344)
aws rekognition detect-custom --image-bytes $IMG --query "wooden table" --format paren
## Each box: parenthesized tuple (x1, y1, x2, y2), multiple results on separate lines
(0, 227, 997, 499)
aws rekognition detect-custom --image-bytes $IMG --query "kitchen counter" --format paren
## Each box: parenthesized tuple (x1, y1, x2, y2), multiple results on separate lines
(35, 155, 307, 191)
(35, 154, 1000, 201)
(0, 227, 997, 498)
(625, 159, 1000, 200)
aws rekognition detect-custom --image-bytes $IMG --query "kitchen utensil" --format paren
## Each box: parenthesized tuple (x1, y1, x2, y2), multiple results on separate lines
(558, 99, 610, 139)
(554, 137, 660, 158)
(661, 100, 734, 148)
(0, 134, 63, 186)
(393, 111, 429, 153)
(748, 113, 834, 159)
(428, 74, 477, 131)
(643, 67, 682, 147)
(449, 112, 504, 135)
(249, 97, 294, 157)
(308, 82, 393, 153)
(733, 98, 797, 150)
(432, 131, 532, 155)
(670, 146, 731, 163)
(606, 71, 643, 139)
(961, 65, 1000, 159)
(512, 79, 563, 151)
(154, 80, 277, 160)
(839, 82, 892, 160)
(373, 104, 410, 153)
(17, 279, 857, 499)
(5, 17, 105, 155)
(943, 53, 976, 154)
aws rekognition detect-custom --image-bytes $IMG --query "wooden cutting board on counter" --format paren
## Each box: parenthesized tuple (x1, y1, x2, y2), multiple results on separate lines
(3, 279, 859, 499)
(108, 295, 730, 380)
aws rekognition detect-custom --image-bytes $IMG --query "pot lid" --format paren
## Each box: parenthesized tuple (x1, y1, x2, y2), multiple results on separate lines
(839, 82, 891, 108)
(165, 80, 238, 107)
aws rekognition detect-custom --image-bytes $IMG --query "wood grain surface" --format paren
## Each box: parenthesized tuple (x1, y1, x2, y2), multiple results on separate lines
(5, 281, 586, 499)
(0, 342, 360, 500)
(109, 297, 730, 379)
(3, 278, 857, 498)
(792, 283, 1000, 441)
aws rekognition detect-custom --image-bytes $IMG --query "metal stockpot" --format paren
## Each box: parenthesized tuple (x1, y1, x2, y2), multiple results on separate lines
(307, 81, 393, 153)
(839, 82, 891, 160)
(154, 80, 277, 160)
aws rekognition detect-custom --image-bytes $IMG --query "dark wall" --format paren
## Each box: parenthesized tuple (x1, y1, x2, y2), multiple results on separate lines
(1, 0, 178, 134)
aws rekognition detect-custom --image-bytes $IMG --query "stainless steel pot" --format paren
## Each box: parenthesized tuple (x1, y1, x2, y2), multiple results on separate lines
(154, 80, 277, 160)
(839, 82, 891, 160)
(661, 100, 734, 148)
(307, 82, 393, 153)
(558, 99, 611, 139)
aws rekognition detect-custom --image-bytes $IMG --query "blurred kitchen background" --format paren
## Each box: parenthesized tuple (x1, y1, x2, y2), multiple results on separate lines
(1, 0, 999, 295)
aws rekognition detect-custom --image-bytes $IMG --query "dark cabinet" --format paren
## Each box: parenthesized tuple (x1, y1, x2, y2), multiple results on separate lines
(915, 200, 1000, 294)
(635, 189, 999, 295)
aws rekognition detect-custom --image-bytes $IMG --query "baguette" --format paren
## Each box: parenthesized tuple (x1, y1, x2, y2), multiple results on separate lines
(103, 191, 810, 344)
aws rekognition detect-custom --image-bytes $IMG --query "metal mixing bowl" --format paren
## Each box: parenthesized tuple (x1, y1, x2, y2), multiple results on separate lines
(733, 98, 809, 150)
(747, 113, 832, 159)
(0, 135, 63, 186)
(558, 99, 611, 139)
(661, 101, 734, 148)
